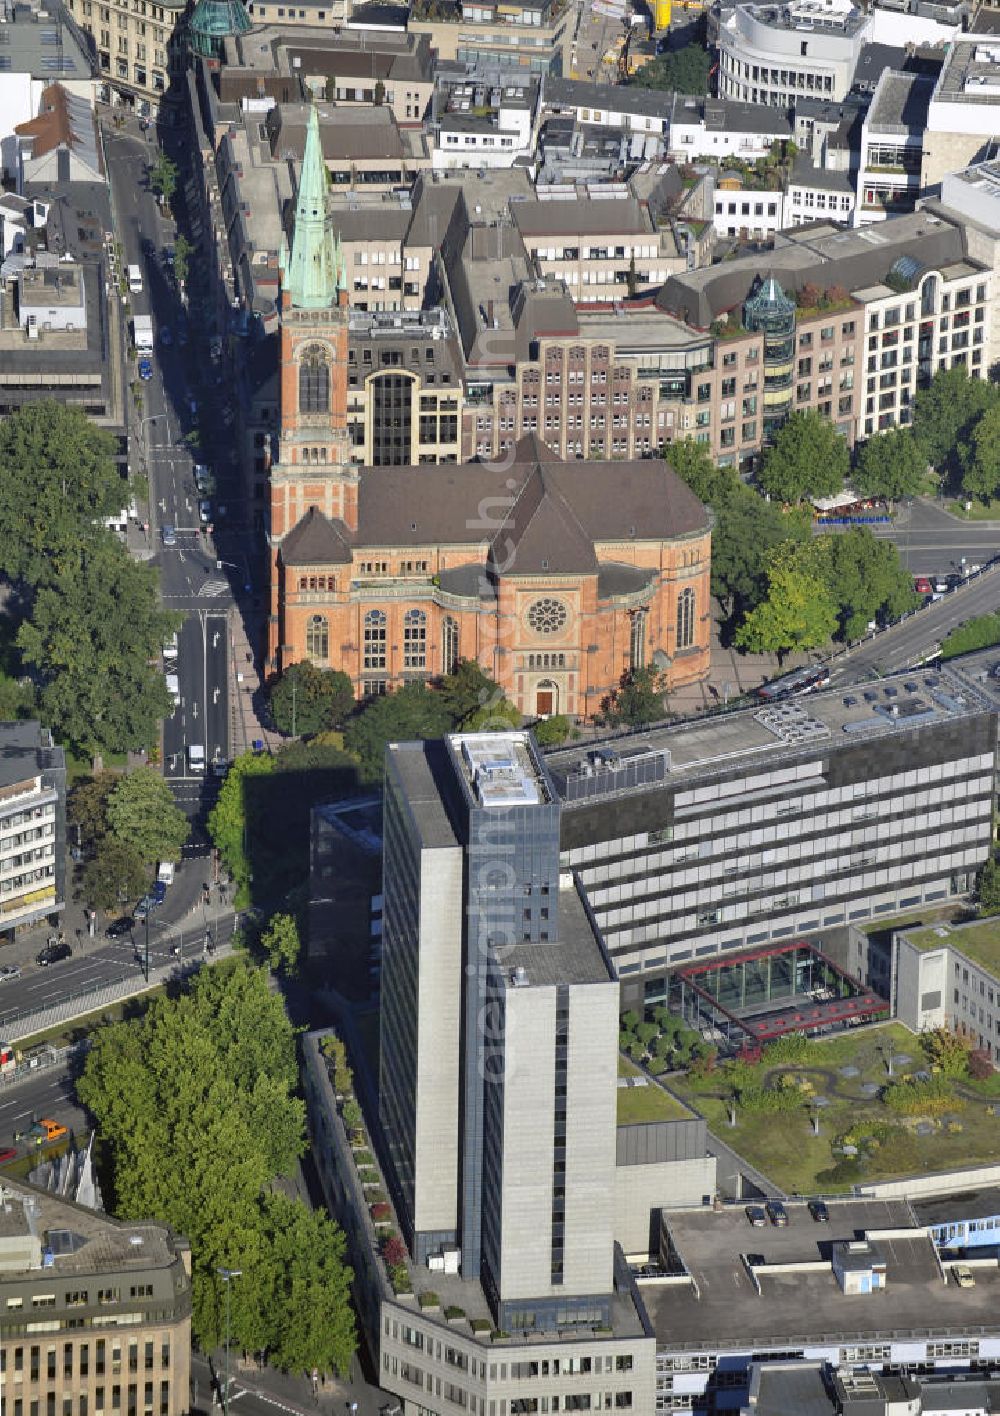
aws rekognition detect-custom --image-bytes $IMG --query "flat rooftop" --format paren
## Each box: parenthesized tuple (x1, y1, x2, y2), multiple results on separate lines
(903, 918, 1000, 974)
(913, 1187, 1000, 1228)
(932, 37, 1000, 106)
(545, 663, 998, 807)
(385, 740, 460, 850)
(450, 731, 553, 809)
(649, 1201, 997, 1352)
(496, 875, 613, 988)
(0, 1178, 179, 1276)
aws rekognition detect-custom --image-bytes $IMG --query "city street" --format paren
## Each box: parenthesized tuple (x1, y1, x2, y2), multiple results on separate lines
(823, 500, 1000, 578)
(0, 1064, 89, 1151)
(104, 124, 236, 828)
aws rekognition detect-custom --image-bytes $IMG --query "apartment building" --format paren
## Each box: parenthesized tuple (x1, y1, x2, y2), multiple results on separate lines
(0, 1178, 192, 1416)
(894, 916, 1000, 1060)
(784, 157, 855, 227)
(409, 0, 572, 76)
(923, 38, 1000, 189)
(855, 69, 934, 224)
(62, 0, 185, 115)
(0, 722, 65, 935)
(541, 75, 670, 137)
(718, 0, 871, 108)
(667, 94, 793, 161)
(543, 660, 997, 1010)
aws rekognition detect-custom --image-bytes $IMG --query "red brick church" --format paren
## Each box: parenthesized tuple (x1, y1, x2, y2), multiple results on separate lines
(267, 107, 712, 720)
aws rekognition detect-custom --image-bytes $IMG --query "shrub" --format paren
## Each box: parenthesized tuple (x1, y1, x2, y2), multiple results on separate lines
(762, 1032, 813, 1065)
(418, 1291, 440, 1309)
(370, 1202, 391, 1222)
(688, 1046, 718, 1078)
(636, 1021, 659, 1047)
(969, 1048, 994, 1081)
(533, 714, 571, 747)
(342, 1099, 362, 1129)
(621, 1010, 640, 1031)
(390, 1264, 411, 1294)
(445, 1306, 465, 1321)
(381, 1234, 408, 1267)
(882, 1074, 959, 1116)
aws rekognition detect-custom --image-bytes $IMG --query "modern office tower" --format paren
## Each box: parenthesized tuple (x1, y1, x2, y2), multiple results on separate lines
(380, 731, 619, 1330)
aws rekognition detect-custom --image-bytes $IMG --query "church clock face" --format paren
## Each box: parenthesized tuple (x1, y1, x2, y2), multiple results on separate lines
(526, 597, 569, 635)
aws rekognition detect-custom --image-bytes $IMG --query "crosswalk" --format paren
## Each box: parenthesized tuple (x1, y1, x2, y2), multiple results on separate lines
(200, 578, 229, 597)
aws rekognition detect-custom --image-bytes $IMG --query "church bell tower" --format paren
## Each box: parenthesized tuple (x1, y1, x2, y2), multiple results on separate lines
(267, 103, 355, 672)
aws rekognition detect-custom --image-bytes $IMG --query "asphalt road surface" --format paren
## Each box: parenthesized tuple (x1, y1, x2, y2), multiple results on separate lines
(0, 911, 236, 1033)
(841, 500, 1000, 578)
(829, 562, 1000, 684)
(0, 1066, 89, 1153)
(104, 126, 233, 831)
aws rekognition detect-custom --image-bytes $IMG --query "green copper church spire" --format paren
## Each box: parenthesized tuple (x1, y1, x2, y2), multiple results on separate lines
(283, 104, 346, 309)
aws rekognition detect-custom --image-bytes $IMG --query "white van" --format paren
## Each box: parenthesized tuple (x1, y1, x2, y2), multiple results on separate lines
(165, 672, 180, 707)
(188, 744, 205, 774)
(128, 264, 143, 294)
(163, 632, 178, 663)
(157, 861, 175, 887)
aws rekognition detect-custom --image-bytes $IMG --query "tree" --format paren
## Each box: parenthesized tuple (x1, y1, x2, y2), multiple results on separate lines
(532, 714, 571, 747)
(149, 151, 178, 204)
(207, 750, 276, 906)
(461, 696, 520, 732)
(260, 912, 301, 975)
(632, 41, 711, 94)
(269, 661, 354, 737)
(77, 961, 355, 1369)
(820, 527, 919, 640)
(598, 667, 668, 728)
(941, 611, 1000, 661)
(173, 233, 193, 288)
(961, 404, 1000, 503)
(17, 542, 178, 754)
(734, 555, 837, 656)
(82, 837, 146, 912)
(712, 487, 810, 617)
(436, 658, 502, 726)
(978, 858, 1000, 917)
(626, 254, 637, 298)
(0, 672, 35, 722)
(912, 365, 1000, 475)
(105, 767, 190, 865)
(68, 770, 119, 851)
(664, 438, 730, 506)
(373, 78, 386, 105)
(344, 682, 452, 782)
(854, 426, 927, 502)
(920, 1026, 971, 1078)
(0, 402, 126, 585)
(758, 410, 850, 504)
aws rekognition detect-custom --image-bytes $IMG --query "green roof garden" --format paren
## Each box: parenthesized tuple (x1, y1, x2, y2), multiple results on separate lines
(617, 1056, 693, 1125)
(905, 918, 1000, 975)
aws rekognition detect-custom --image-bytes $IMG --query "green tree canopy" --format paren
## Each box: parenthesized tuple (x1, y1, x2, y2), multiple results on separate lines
(912, 365, 1000, 475)
(960, 404, 1000, 504)
(68, 770, 120, 851)
(17, 542, 178, 754)
(149, 152, 178, 203)
(207, 751, 276, 906)
(343, 682, 452, 781)
(435, 658, 502, 726)
(713, 487, 810, 616)
(853, 426, 927, 502)
(940, 611, 1000, 660)
(532, 714, 571, 747)
(0, 402, 126, 585)
(663, 438, 730, 505)
(631, 41, 711, 93)
(978, 858, 1000, 917)
(268, 661, 354, 737)
(758, 410, 850, 504)
(82, 837, 146, 912)
(105, 767, 190, 865)
(819, 527, 919, 640)
(598, 667, 668, 728)
(734, 554, 837, 656)
(260, 912, 301, 975)
(77, 961, 354, 1370)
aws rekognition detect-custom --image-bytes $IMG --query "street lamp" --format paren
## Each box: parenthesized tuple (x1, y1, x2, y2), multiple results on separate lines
(217, 1267, 242, 1416)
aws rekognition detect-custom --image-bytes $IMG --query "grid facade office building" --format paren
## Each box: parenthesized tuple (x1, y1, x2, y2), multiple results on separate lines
(380, 732, 620, 1332)
(544, 667, 999, 1012)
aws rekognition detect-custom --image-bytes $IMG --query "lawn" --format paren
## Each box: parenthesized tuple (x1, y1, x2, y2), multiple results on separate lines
(617, 1056, 692, 1125)
(672, 1022, 1000, 1195)
(945, 497, 1000, 522)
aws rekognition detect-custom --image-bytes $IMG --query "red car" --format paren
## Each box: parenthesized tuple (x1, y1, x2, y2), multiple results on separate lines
(914, 576, 933, 595)
(0, 1146, 17, 1164)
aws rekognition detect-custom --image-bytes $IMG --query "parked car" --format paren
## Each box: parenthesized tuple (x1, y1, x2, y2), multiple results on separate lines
(808, 1199, 830, 1223)
(0, 1146, 17, 1163)
(161, 524, 176, 547)
(151, 879, 167, 905)
(134, 896, 153, 920)
(36, 940, 71, 967)
(914, 576, 932, 595)
(157, 861, 175, 887)
(745, 1205, 767, 1227)
(198, 500, 212, 524)
(105, 916, 135, 940)
(138, 357, 154, 381)
(765, 1201, 789, 1227)
(0, 964, 20, 982)
(953, 1264, 976, 1289)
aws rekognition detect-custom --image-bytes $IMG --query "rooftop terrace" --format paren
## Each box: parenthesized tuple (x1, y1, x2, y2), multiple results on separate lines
(904, 918, 1000, 975)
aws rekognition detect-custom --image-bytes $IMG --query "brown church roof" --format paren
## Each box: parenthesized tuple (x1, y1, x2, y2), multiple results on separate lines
(280, 505, 353, 565)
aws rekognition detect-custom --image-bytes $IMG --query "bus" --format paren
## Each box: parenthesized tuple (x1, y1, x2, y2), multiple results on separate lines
(756, 663, 832, 703)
